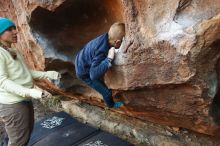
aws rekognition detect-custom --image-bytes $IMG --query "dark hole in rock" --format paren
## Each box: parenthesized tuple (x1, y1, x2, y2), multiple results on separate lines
(209, 40, 220, 125)
(29, 0, 124, 92)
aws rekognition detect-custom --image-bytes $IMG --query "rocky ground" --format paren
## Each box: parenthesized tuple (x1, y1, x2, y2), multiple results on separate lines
(61, 100, 220, 146)
(1, 98, 220, 146)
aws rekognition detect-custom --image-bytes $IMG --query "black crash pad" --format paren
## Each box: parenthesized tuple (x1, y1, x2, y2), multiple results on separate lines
(28, 111, 133, 146)
(28, 112, 99, 146)
(77, 131, 133, 146)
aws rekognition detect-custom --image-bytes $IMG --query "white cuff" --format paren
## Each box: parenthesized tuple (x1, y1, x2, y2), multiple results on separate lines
(46, 71, 59, 80)
(29, 89, 42, 99)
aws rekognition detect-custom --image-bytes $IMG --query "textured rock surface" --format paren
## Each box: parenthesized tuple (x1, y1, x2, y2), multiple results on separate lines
(1, 0, 220, 137)
(61, 99, 220, 146)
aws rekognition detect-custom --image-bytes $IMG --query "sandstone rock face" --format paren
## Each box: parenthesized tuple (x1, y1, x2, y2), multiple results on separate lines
(1, 0, 220, 137)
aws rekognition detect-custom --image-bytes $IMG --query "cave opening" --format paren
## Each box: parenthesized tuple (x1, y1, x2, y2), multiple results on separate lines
(209, 40, 220, 125)
(29, 0, 124, 91)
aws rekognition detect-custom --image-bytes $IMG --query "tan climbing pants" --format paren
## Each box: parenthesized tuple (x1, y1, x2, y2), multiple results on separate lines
(0, 100, 34, 146)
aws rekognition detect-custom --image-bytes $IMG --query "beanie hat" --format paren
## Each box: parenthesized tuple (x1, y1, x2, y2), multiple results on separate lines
(0, 18, 16, 35)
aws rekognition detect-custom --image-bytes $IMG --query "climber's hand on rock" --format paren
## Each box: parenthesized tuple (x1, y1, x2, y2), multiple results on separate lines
(107, 47, 115, 60)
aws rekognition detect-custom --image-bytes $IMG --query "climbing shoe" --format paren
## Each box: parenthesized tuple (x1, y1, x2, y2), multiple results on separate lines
(113, 102, 124, 108)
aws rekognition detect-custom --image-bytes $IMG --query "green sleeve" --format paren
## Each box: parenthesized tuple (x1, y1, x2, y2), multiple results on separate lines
(0, 53, 42, 98)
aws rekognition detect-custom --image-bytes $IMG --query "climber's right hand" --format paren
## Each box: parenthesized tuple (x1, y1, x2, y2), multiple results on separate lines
(107, 47, 115, 60)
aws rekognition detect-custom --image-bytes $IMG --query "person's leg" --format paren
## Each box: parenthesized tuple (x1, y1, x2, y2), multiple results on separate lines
(86, 78, 115, 108)
(0, 101, 33, 146)
(28, 101, 35, 135)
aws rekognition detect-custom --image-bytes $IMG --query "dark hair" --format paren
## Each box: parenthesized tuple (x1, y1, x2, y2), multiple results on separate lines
(0, 42, 17, 59)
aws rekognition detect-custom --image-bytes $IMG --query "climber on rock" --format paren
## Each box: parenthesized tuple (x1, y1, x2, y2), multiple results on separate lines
(0, 17, 61, 146)
(75, 22, 127, 109)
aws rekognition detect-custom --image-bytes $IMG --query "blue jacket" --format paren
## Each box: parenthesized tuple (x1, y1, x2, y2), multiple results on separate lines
(75, 33, 112, 80)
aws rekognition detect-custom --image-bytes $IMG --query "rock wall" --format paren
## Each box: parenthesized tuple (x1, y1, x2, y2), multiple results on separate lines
(1, 0, 220, 137)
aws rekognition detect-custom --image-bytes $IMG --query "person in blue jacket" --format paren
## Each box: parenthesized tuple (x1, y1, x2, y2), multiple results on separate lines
(75, 22, 125, 108)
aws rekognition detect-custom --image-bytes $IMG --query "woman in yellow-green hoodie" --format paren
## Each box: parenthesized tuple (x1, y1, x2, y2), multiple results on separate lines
(0, 17, 60, 146)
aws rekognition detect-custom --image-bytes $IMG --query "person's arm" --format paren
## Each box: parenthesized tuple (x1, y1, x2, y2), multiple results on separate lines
(16, 52, 59, 80)
(89, 36, 115, 80)
(89, 53, 112, 80)
(0, 53, 42, 99)
(30, 70, 59, 80)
